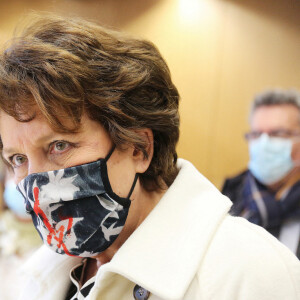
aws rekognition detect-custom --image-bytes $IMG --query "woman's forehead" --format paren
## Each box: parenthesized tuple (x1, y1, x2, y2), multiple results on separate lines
(0, 112, 53, 151)
(0, 109, 108, 150)
(0, 110, 74, 150)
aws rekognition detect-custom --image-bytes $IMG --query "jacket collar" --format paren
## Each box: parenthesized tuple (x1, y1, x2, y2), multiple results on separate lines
(102, 159, 232, 299)
(20, 244, 81, 299)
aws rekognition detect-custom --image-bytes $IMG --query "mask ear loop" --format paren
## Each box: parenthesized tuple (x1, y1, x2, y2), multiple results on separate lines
(127, 173, 139, 199)
(104, 144, 139, 200)
(105, 144, 116, 162)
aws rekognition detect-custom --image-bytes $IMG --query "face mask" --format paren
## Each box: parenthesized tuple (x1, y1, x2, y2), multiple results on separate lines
(17, 147, 138, 257)
(248, 133, 294, 185)
(4, 179, 32, 220)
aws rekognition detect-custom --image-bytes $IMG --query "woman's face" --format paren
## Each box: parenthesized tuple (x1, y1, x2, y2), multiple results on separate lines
(0, 110, 137, 196)
(0, 109, 159, 264)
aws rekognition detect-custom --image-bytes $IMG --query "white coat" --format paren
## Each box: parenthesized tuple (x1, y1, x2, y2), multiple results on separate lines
(19, 159, 300, 300)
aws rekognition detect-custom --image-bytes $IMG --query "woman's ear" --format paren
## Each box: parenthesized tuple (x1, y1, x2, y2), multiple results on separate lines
(132, 128, 154, 174)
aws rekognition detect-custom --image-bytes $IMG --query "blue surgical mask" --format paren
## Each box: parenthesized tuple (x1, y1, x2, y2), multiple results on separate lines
(4, 179, 31, 220)
(248, 133, 294, 185)
(17, 146, 138, 257)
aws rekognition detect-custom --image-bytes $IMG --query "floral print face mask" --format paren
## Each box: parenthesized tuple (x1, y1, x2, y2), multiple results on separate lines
(17, 147, 138, 257)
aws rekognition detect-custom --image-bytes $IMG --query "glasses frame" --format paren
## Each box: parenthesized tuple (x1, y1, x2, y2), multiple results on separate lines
(244, 129, 300, 141)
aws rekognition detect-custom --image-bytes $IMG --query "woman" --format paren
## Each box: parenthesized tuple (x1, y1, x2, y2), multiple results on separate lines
(0, 14, 299, 300)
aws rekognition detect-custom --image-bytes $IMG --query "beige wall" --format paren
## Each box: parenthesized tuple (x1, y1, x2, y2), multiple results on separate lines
(0, 0, 299, 188)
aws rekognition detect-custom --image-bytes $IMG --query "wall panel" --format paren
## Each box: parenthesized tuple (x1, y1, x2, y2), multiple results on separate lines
(0, 0, 299, 189)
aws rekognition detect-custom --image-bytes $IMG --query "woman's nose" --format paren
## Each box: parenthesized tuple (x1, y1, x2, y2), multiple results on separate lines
(27, 159, 51, 176)
(13, 157, 47, 184)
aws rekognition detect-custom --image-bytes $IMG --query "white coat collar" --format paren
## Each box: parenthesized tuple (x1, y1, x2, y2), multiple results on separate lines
(19, 244, 81, 300)
(102, 159, 232, 300)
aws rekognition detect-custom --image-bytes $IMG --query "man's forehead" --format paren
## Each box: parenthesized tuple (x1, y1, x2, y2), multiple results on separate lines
(251, 104, 300, 129)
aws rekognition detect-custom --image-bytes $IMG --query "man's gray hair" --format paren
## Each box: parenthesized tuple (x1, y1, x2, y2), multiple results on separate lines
(250, 88, 300, 118)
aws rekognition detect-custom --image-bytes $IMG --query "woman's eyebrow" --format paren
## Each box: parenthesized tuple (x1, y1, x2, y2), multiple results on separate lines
(1, 132, 59, 157)
(31, 132, 59, 144)
(2, 146, 16, 157)
(2, 130, 79, 156)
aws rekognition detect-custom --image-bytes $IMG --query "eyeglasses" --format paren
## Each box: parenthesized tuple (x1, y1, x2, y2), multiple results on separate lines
(244, 129, 300, 141)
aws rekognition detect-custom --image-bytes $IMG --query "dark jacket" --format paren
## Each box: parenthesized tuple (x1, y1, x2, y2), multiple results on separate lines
(221, 169, 300, 259)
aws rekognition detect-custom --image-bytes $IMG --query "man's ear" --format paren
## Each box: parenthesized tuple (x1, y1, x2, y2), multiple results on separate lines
(292, 141, 300, 161)
(132, 128, 154, 174)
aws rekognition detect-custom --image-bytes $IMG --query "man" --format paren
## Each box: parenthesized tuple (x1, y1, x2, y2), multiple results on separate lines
(222, 89, 300, 259)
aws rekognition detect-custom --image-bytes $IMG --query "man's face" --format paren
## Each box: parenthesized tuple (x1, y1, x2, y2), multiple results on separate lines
(250, 104, 300, 162)
(246, 104, 300, 186)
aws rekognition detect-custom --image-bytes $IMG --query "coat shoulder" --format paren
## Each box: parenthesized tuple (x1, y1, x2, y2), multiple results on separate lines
(197, 216, 300, 300)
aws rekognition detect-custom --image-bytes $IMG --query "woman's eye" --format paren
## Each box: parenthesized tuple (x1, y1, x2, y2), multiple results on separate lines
(50, 141, 71, 154)
(11, 155, 27, 167)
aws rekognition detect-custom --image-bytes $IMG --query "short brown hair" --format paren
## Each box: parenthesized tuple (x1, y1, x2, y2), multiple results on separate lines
(0, 14, 180, 191)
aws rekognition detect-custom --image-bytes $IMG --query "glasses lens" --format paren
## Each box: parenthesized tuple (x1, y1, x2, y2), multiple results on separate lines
(269, 129, 299, 138)
(244, 131, 261, 140)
